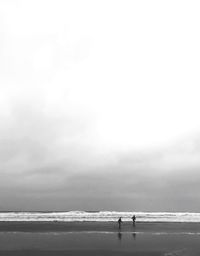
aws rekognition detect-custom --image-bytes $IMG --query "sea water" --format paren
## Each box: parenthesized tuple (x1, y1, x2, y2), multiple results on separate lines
(0, 211, 200, 222)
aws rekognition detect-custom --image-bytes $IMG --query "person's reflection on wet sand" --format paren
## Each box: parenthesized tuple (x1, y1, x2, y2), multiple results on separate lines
(117, 232, 122, 241)
(132, 232, 136, 240)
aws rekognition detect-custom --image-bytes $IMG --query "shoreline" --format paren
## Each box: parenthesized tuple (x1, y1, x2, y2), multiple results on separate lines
(0, 221, 200, 233)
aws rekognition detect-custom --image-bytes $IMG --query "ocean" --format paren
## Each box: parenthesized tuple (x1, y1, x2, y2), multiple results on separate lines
(0, 211, 200, 222)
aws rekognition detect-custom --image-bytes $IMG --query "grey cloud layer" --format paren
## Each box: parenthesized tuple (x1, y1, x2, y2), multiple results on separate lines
(1, 114, 200, 211)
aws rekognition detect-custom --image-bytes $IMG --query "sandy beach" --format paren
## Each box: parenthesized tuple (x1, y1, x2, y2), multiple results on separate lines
(0, 221, 200, 255)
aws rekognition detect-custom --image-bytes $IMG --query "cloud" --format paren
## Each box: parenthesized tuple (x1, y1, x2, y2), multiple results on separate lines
(1, 0, 200, 210)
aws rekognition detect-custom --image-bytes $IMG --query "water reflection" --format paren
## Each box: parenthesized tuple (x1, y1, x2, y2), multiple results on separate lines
(117, 232, 137, 241)
(132, 232, 136, 240)
(117, 232, 122, 241)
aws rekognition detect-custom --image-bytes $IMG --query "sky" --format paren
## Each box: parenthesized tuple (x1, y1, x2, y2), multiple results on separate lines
(0, 0, 200, 211)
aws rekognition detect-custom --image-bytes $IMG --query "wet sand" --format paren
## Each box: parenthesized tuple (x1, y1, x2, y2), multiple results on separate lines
(1, 221, 200, 233)
(0, 222, 200, 255)
(0, 251, 161, 256)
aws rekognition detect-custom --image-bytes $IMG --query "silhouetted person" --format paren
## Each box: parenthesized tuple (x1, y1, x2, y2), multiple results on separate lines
(117, 232, 122, 240)
(132, 215, 136, 226)
(118, 217, 122, 229)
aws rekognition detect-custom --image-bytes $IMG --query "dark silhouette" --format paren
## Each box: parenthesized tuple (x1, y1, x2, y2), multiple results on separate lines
(118, 217, 122, 229)
(132, 215, 136, 226)
(117, 232, 122, 240)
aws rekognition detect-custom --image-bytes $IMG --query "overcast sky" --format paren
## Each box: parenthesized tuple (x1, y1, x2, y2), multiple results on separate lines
(1, 0, 200, 211)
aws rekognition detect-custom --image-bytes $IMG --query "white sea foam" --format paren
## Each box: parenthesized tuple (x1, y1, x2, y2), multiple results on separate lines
(0, 211, 200, 222)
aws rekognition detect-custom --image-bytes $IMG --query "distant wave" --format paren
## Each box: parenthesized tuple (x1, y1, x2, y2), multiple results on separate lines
(1, 211, 200, 222)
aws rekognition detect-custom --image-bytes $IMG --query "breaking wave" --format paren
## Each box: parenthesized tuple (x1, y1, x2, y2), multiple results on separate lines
(0, 211, 200, 222)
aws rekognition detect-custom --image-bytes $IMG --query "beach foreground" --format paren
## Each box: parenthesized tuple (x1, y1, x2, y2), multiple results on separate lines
(0, 222, 200, 255)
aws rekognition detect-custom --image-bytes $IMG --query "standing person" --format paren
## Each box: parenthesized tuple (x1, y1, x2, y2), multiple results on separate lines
(132, 215, 136, 226)
(118, 217, 122, 229)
